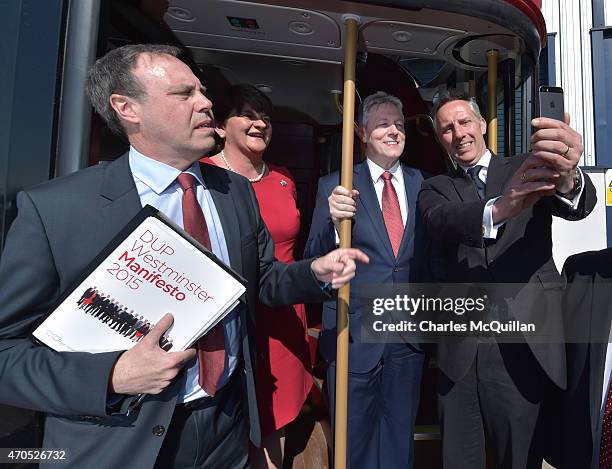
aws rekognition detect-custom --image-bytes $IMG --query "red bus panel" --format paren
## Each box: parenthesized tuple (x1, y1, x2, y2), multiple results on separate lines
(503, 0, 547, 46)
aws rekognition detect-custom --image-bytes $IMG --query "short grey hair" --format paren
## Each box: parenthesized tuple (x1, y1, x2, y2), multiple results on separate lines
(432, 89, 483, 122)
(359, 91, 404, 128)
(86, 44, 181, 137)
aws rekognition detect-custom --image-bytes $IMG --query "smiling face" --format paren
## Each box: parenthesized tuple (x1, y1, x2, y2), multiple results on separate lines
(221, 104, 272, 158)
(360, 102, 405, 169)
(435, 100, 487, 166)
(115, 53, 216, 168)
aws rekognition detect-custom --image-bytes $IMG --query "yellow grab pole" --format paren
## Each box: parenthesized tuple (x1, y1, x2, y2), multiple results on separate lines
(335, 14, 359, 469)
(468, 78, 476, 98)
(487, 49, 499, 152)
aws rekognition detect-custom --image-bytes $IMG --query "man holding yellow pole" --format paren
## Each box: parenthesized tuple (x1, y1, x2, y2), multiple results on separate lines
(305, 92, 431, 468)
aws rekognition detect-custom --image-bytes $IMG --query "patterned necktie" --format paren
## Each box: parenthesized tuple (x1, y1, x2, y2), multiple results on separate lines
(177, 173, 225, 396)
(381, 171, 404, 257)
(600, 382, 612, 468)
(467, 165, 486, 199)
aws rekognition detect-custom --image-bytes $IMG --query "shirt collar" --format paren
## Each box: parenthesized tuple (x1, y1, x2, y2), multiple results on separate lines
(458, 150, 492, 173)
(129, 146, 205, 194)
(366, 157, 401, 183)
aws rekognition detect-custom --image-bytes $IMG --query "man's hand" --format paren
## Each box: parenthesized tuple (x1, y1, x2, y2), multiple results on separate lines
(491, 155, 557, 224)
(531, 113, 583, 194)
(109, 314, 196, 395)
(329, 186, 359, 231)
(311, 248, 369, 289)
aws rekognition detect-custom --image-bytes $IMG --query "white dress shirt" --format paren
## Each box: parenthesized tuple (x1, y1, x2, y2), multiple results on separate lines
(334, 158, 408, 244)
(366, 158, 408, 227)
(129, 147, 240, 403)
(461, 150, 585, 239)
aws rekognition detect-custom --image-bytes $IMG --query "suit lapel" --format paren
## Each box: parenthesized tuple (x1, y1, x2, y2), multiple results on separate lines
(200, 164, 242, 272)
(590, 277, 611, 435)
(99, 156, 243, 272)
(484, 153, 513, 199)
(99, 154, 143, 233)
(451, 153, 513, 201)
(354, 161, 395, 258)
(397, 165, 418, 257)
(451, 166, 480, 202)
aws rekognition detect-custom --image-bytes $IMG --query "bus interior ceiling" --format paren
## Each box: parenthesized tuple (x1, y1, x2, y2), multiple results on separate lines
(97, 0, 538, 276)
(172, 0, 530, 166)
(104, 1, 534, 160)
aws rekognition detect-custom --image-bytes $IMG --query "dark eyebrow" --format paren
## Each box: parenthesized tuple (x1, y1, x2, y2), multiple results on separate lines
(168, 84, 207, 95)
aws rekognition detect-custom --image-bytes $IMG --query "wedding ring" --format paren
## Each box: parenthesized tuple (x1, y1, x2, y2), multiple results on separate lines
(562, 144, 570, 156)
(521, 172, 527, 182)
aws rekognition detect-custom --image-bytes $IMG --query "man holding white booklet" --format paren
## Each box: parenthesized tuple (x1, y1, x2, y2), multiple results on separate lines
(0, 44, 368, 469)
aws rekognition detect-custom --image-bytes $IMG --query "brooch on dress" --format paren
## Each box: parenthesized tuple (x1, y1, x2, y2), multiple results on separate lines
(280, 179, 288, 187)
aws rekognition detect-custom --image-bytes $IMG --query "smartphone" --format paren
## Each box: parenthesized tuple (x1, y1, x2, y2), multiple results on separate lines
(538, 86, 565, 122)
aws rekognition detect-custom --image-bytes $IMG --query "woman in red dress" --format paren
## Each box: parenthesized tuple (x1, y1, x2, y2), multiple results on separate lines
(203, 84, 312, 468)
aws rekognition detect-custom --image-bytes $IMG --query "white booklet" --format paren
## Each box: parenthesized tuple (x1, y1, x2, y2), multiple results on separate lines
(32, 205, 246, 353)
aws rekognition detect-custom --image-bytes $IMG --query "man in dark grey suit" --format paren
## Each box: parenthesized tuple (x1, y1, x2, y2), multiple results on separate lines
(545, 248, 612, 469)
(0, 44, 367, 468)
(418, 91, 596, 469)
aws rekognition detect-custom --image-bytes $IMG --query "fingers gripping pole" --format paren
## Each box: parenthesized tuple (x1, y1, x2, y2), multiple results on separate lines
(335, 14, 359, 469)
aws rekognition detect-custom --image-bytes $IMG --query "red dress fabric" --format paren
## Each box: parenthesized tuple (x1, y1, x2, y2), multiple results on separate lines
(202, 159, 312, 435)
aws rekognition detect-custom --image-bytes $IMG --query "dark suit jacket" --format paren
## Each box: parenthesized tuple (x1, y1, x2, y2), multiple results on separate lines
(417, 153, 597, 388)
(0, 154, 328, 468)
(545, 249, 612, 469)
(304, 160, 430, 373)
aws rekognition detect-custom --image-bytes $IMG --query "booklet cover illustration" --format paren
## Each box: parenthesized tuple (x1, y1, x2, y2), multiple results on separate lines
(33, 206, 245, 353)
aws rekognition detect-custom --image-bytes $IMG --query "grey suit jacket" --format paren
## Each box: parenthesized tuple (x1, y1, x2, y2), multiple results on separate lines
(545, 249, 612, 468)
(0, 155, 327, 468)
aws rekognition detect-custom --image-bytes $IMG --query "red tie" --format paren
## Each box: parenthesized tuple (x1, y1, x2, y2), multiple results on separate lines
(381, 171, 404, 257)
(177, 173, 225, 396)
(601, 382, 612, 468)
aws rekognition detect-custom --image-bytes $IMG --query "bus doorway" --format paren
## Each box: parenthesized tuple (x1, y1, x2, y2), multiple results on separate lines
(86, 1, 544, 467)
(0, 1, 550, 467)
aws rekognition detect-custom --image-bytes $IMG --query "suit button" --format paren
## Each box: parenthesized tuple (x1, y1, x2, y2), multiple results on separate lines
(393, 267, 400, 272)
(152, 425, 165, 436)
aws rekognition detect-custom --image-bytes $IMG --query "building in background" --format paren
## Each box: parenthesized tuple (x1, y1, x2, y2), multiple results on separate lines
(541, 0, 612, 262)
(541, 0, 595, 166)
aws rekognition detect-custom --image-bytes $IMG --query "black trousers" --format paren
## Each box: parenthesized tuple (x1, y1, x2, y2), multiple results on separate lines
(438, 342, 552, 469)
(154, 375, 249, 469)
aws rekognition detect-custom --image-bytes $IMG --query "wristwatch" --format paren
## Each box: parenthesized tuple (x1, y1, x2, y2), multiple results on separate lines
(557, 169, 582, 200)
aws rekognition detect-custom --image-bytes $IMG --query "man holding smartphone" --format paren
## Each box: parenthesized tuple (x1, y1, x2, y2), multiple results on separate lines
(418, 89, 596, 469)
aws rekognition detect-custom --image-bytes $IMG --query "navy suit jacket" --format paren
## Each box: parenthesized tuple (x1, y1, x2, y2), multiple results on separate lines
(304, 160, 430, 373)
